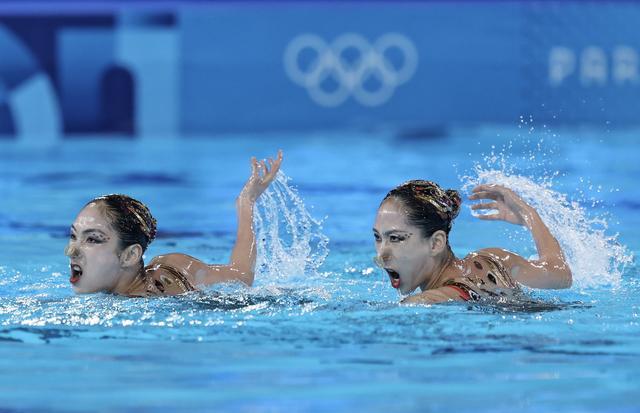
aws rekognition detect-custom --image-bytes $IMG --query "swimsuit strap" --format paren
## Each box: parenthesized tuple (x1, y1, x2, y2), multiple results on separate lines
(442, 279, 478, 301)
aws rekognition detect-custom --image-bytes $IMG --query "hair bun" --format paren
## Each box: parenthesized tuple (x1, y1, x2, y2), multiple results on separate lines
(146, 214, 158, 244)
(131, 200, 157, 245)
(445, 189, 462, 220)
(383, 180, 460, 236)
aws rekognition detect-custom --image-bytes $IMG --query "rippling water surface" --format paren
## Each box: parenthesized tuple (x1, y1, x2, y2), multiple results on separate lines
(0, 128, 638, 412)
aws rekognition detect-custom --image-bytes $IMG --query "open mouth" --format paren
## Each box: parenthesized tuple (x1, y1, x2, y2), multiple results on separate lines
(385, 269, 401, 289)
(70, 264, 83, 284)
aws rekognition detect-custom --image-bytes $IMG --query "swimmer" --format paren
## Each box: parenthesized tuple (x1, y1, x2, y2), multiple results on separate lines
(373, 180, 572, 304)
(64, 150, 283, 297)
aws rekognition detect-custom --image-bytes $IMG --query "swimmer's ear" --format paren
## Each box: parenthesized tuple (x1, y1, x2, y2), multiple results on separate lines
(428, 230, 448, 255)
(120, 244, 143, 267)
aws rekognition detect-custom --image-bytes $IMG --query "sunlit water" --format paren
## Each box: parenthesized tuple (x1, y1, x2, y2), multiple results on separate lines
(0, 127, 638, 412)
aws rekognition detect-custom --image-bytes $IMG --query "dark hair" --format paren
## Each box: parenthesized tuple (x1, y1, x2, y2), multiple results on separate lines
(382, 180, 462, 238)
(87, 194, 157, 252)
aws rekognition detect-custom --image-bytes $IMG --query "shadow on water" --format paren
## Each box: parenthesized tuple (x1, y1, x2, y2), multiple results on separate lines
(466, 296, 592, 314)
(187, 288, 317, 311)
(0, 326, 84, 344)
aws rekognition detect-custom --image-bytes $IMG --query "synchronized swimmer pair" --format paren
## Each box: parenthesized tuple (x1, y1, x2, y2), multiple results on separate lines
(64, 150, 572, 304)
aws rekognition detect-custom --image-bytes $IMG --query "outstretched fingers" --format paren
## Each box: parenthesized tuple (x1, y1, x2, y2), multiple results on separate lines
(259, 160, 268, 178)
(473, 184, 513, 197)
(251, 157, 259, 178)
(273, 150, 283, 169)
(471, 202, 499, 211)
(476, 213, 502, 221)
(469, 191, 498, 201)
(472, 184, 495, 192)
(266, 150, 283, 179)
(253, 150, 283, 186)
(473, 184, 509, 193)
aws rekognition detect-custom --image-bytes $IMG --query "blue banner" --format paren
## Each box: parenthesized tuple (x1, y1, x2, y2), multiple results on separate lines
(0, 2, 637, 139)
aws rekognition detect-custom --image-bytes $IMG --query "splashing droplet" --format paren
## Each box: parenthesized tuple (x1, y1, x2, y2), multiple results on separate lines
(254, 171, 329, 284)
(463, 168, 633, 288)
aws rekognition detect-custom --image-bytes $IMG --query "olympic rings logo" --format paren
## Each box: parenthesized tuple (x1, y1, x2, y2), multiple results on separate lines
(284, 33, 418, 107)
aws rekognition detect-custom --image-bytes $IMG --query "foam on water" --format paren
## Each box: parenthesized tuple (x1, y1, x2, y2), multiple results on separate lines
(462, 154, 633, 289)
(253, 171, 329, 284)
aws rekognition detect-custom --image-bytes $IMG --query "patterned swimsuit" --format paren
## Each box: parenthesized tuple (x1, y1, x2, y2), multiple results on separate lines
(442, 253, 520, 301)
(125, 262, 197, 297)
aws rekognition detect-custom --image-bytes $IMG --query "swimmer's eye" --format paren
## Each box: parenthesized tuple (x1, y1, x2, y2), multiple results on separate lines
(70, 233, 76, 241)
(389, 235, 407, 243)
(86, 237, 103, 244)
(373, 233, 381, 242)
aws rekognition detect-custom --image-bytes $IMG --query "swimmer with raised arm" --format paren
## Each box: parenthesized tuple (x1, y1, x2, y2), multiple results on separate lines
(373, 180, 572, 304)
(65, 151, 283, 297)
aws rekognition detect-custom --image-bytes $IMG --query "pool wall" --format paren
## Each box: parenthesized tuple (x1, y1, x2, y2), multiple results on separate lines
(0, 1, 638, 139)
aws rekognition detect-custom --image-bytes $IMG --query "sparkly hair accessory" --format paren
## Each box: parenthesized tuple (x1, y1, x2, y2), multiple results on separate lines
(407, 180, 461, 223)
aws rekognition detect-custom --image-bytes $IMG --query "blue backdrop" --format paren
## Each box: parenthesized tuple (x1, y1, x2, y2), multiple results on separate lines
(0, 1, 638, 139)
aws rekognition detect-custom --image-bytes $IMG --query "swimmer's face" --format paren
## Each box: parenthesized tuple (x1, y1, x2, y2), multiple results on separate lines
(373, 198, 436, 294)
(65, 203, 125, 294)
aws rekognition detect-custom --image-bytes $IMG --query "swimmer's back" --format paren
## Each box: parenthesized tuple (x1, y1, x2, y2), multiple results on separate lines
(126, 255, 198, 297)
(443, 251, 520, 301)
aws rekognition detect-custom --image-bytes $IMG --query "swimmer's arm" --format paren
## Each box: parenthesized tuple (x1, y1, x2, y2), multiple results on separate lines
(521, 206, 572, 288)
(471, 184, 572, 289)
(206, 151, 283, 286)
(401, 287, 469, 305)
(479, 247, 572, 289)
(214, 190, 259, 286)
(148, 253, 249, 287)
(156, 152, 282, 288)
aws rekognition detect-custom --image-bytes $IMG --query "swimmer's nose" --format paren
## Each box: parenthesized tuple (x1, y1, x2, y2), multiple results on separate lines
(377, 250, 392, 267)
(64, 243, 79, 258)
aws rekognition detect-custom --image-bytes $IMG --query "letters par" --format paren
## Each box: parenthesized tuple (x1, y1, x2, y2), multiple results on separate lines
(549, 46, 639, 87)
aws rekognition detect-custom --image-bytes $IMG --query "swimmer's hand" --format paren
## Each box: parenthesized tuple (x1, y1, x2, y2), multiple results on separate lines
(238, 150, 283, 203)
(470, 184, 572, 289)
(469, 184, 534, 228)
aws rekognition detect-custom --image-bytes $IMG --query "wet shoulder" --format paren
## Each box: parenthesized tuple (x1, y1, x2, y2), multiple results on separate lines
(137, 255, 198, 296)
(444, 251, 520, 301)
(122, 254, 196, 297)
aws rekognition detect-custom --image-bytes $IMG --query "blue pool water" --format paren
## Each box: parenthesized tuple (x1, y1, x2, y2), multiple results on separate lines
(0, 127, 638, 412)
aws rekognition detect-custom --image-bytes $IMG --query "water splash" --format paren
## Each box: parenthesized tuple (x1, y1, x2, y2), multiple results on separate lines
(254, 170, 329, 284)
(462, 165, 633, 289)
